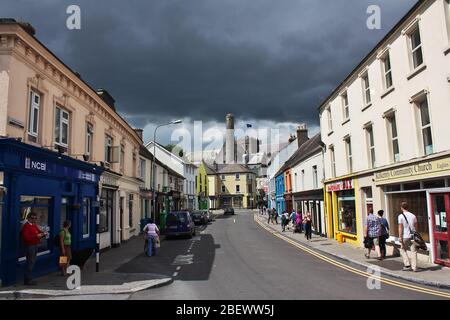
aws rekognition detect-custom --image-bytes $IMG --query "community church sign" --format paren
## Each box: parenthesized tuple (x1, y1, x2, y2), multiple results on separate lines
(374, 157, 450, 184)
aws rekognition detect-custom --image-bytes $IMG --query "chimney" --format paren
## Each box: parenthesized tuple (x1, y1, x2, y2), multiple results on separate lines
(225, 114, 235, 164)
(288, 133, 296, 143)
(134, 128, 143, 140)
(96, 88, 116, 110)
(297, 123, 309, 148)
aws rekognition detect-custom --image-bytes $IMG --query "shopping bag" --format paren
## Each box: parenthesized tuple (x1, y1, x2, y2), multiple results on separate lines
(59, 256, 68, 265)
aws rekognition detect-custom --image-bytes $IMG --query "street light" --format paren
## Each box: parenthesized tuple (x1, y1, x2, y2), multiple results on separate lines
(151, 119, 183, 223)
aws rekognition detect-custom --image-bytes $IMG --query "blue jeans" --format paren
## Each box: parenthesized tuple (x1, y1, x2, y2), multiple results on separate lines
(146, 236, 157, 256)
(25, 245, 38, 283)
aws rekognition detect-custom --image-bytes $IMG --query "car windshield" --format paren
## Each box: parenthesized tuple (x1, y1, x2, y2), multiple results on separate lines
(167, 212, 188, 223)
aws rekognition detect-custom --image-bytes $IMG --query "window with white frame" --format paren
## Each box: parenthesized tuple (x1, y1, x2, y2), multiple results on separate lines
(342, 92, 349, 121)
(235, 173, 240, 180)
(221, 174, 226, 180)
(446, 0, 450, 44)
(105, 135, 113, 163)
(28, 90, 40, 139)
(222, 185, 226, 193)
(418, 99, 433, 155)
(386, 112, 400, 162)
(329, 146, 336, 178)
(86, 123, 93, 161)
(54, 106, 70, 148)
(120, 144, 125, 172)
(382, 53, 393, 90)
(327, 106, 333, 132)
(301, 170, 305, 190)
(362, 73, 371, 106)
(365, 124, 376, 168)
(294, 173, 298, 191)
(409, 26, 424, 70)
(312, 166, 318, 189)
(344, 136, 353, 173)
(236, 185, 240, 193)
(139, 158, 146, 180)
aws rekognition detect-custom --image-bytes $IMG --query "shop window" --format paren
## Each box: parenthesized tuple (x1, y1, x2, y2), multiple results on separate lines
(386, 191, 429, 242)
(99, 189, 113, 233)
(362, 187, 373, 215)
(403, 182, 421, 191)
(423, 179, 445, 189)
(19, 196, 52, 259)
(337, 190, 356, 235)
(82, 198, 91, 238)
(129, 194, 134, 228)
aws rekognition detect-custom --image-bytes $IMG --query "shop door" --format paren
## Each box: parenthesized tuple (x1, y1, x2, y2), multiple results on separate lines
(430, 193, 450, 266)
(119, 197, 124, 242)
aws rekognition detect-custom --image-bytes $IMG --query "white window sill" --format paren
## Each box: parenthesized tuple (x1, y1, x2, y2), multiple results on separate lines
(381, 86, 395, 99)
(361, 103, 372, 112)
(341, 118, 350, 126)
(406, 64, 427, 80)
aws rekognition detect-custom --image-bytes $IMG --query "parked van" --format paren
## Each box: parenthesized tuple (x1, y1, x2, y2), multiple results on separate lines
(165, 211, 196, 238)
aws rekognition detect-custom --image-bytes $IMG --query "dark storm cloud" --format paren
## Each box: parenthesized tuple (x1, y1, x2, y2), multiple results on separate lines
(2, 0, 417, 128)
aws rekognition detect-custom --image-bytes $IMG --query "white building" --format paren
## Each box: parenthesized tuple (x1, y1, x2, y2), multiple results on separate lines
(319, 0, 450, 266)
(145, 141, 198, 211)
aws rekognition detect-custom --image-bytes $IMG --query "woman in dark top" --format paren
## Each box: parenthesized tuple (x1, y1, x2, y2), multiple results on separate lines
(378, 210, 389, 259)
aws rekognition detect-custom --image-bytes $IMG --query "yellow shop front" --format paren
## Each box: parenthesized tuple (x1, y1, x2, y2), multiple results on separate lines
(325, 178, 361, 246)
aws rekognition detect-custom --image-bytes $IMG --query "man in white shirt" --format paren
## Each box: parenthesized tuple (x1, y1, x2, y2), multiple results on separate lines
(398, 202, 418, 272)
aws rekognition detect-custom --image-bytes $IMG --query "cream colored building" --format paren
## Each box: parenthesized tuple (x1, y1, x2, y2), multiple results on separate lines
(0, 20, 143, 249)
(319, 0, 450, 265)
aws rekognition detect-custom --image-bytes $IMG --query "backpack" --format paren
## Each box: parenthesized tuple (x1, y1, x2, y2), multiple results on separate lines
(401, 213, 427, 251)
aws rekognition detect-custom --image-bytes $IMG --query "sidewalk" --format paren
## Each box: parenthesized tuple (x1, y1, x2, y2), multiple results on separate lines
(254, 212, 450, 289)
(0, 236, 172, 299)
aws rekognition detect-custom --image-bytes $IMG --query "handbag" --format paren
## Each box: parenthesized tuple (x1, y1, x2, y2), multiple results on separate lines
(59, 255, 68, 265)
(363, 236, 374, 249)
(401, 213, 427, 250)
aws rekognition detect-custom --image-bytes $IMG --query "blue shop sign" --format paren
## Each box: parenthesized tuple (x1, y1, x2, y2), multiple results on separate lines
(23, 156, 99, 182)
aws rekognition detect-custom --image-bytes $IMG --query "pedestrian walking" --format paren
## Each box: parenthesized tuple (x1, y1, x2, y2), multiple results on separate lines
(273, 209, 278, 224)
(21, 212, 48, 285)
(143, 218, 160, 257)
(289, 210, 297, 231)
(304, 212, 312, 240)
(378, 210, 389, 259)
(364, 208, 382, 260)
(398, 202, 419, 272)
(295, 212, 303, 233)
(59, 220, 72, 276)
(281, 211, 287, 232)
(267, 208, 272, 224)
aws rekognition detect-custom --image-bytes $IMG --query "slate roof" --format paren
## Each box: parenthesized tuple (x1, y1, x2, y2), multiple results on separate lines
(274, 134, 323, 177)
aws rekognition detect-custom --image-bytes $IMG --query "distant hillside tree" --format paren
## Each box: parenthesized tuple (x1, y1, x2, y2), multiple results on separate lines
(164, 144, 184, 157)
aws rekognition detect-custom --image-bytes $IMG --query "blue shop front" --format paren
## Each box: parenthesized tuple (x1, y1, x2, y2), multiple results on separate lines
(0, 138, 103, 286)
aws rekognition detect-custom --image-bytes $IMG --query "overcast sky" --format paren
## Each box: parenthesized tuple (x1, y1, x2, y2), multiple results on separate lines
(3, 0, 417, 149)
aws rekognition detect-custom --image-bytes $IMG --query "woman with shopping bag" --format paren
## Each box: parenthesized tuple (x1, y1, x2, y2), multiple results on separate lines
(143, 219, 160, 257)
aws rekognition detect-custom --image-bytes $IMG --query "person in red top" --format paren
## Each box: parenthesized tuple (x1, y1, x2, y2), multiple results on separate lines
(21, 212, 47, 285)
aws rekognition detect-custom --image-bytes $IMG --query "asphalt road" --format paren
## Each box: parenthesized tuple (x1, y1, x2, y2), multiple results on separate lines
(124, 210, 450, 300)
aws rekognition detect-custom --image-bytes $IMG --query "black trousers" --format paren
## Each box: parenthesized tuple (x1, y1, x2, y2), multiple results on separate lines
(305, 223, 312, 240)
(379, 234, 388, 257)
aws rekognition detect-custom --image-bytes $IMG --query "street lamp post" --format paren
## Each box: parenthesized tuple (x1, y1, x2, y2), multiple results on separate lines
(151, 120, 182, 223)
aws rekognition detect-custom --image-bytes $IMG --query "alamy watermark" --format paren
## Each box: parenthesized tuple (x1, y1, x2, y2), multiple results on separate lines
(367, 5, 381, 30)
(366, 265, 381, 290)
(66, 5, 81, 30)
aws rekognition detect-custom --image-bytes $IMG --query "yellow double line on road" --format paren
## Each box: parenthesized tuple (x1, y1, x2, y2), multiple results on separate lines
(254, 214, 450, 299)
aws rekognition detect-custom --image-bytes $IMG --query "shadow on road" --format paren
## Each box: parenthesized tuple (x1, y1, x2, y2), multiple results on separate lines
(115, 233, 221, 282)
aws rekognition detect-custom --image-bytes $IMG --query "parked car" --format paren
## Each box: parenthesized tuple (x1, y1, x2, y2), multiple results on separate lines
(165, 211, 196, 238)
(224, 207, 235, 215)
(202, 209, 214, 222)
(191, 211, 208, 225)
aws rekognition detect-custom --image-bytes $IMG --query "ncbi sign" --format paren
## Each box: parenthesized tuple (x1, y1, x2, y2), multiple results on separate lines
(24, 157, 47, 172)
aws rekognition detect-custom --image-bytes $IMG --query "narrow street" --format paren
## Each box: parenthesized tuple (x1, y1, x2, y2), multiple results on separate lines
(117, 210, 449, 300)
